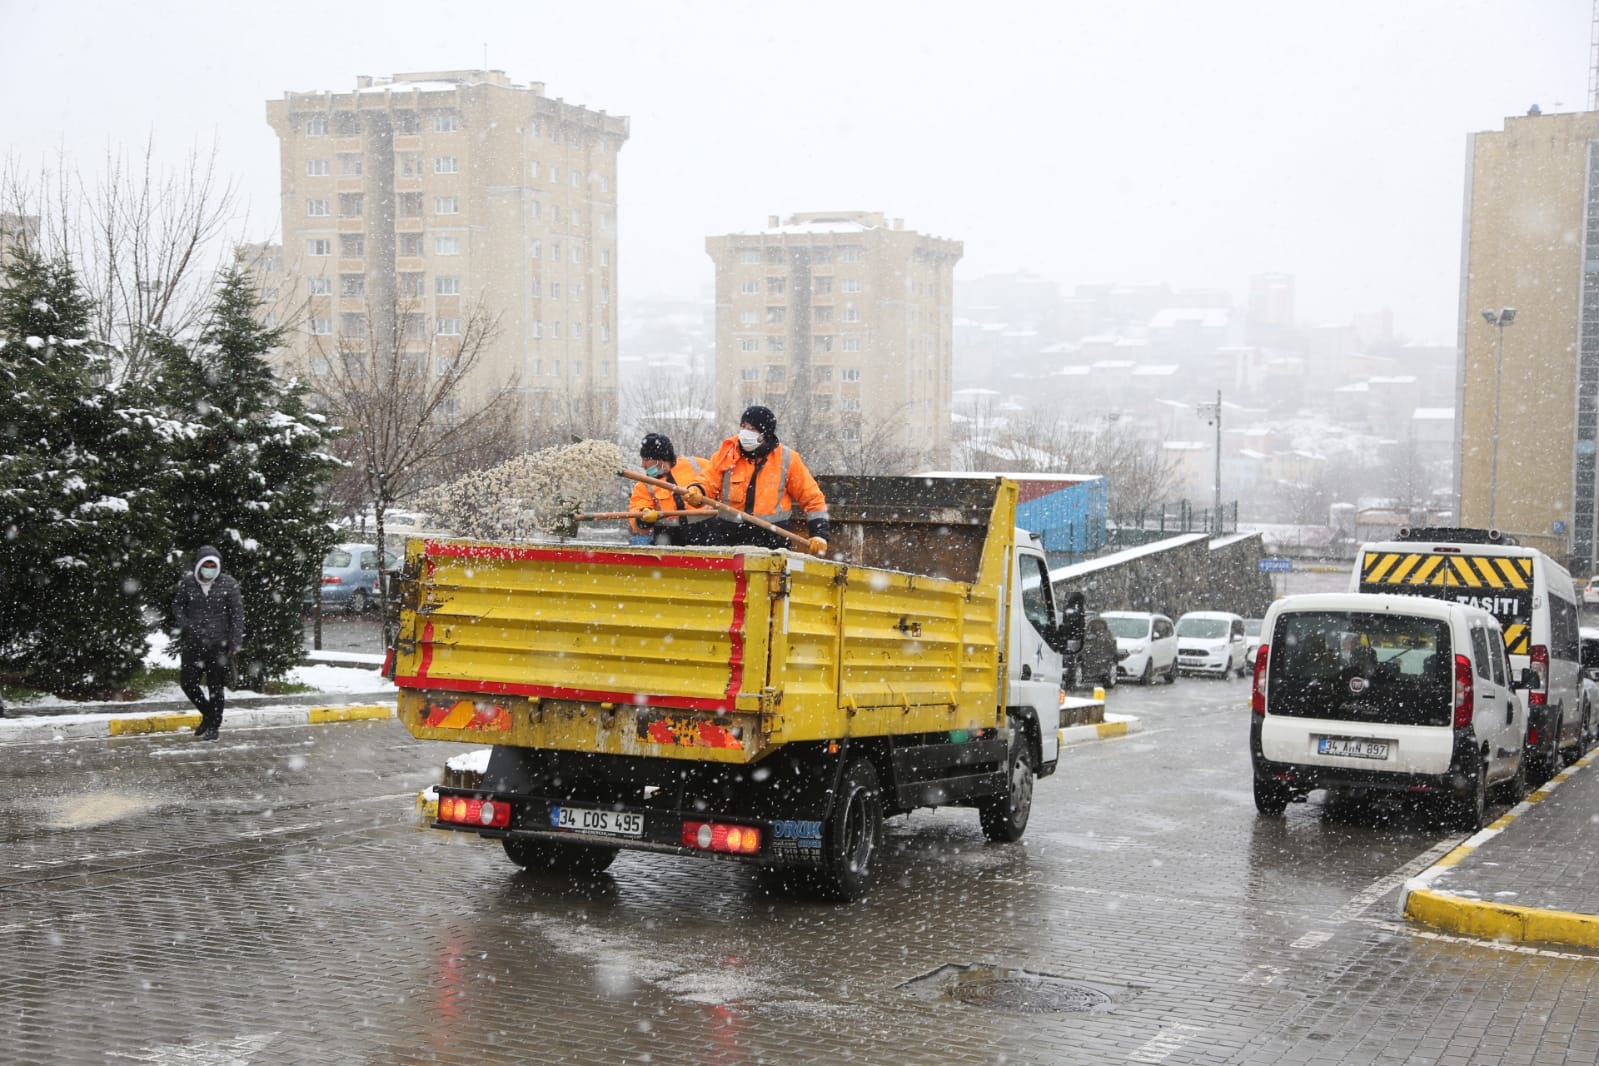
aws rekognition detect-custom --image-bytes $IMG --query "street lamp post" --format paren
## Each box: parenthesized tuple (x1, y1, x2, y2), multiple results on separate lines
(1481, 307, 1517, 530)
(1198, 390, 1223, 533)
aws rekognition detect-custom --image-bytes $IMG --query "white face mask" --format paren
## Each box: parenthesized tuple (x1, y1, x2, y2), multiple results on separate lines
(738, 429, 762, 451)
(644, 463, 664, 478)
(198, 562, 220, 581)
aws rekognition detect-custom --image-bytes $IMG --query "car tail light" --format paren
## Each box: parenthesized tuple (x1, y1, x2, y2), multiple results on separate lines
(1529, 644, 1548, 707)
(322, 574, 342, 585)
(438, 795, 511, 829)
(1454, 653, 1475, 729)
(681, 820, 761, 855)
(1251, 643, 1269, 715)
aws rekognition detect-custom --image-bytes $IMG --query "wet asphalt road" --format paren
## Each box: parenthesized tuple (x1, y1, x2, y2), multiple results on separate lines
(7, 667, 1599, 1064)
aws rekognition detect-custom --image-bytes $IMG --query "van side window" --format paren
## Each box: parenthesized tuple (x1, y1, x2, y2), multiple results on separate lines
(1489, 631, 1507, 686)
(1018, 555, 1055, 633)
(1469, 626, 1493, 682)
(1154, 618, 1174, 640)
(1551, 593, 1580, 662)
(1232, 620, 1244, 640)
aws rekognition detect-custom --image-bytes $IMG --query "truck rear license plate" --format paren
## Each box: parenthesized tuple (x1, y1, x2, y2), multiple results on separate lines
(551, 806, 644, 838)
(1317, 736, 1390, 760)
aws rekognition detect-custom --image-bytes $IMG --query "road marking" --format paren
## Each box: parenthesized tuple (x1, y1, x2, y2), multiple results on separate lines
(1290, 930, 1332, 949)
(1323, 835, 1463, 925)
(1127, 1023, 1206, 1063)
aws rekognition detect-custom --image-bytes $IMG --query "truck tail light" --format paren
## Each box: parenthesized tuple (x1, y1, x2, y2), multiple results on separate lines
(1251, 644, 1269, 715)
(1454, 653, 1475, 729)
(1529, 644, 1549, 707)
(438, 795, 511, 829)
(681, 820, 761, 855)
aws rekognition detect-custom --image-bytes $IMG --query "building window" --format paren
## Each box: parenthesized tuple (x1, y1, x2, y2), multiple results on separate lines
(340, 234, 365, 258)
(841, 368, 862, 382)
(601, 323, 610, 343)
(304, 114, 327, 136)
(600, 213, 611, 233)
(551, 206, 561, 224)
(340, 273, 365, 297)
(768, 336, 786, 353)
(338, 193, 363, 217)
(549, 166, 559, 183)
(552, 241, 561, 260)
(530, 279, 542, 298)
(530, 200, 540, 219)
(818, 366, 833, 382)
(766, 365, 786, 381)
(399, 273, 424, 298)
(572, 284, 583, 302)
(572, 170, 583, 187)
(600, 287, 609, 305)
(571, 208, 581, 226)
(530, 160, 540, 178)
(740, 280, 760, 295)
(398, 233, 424, 257)
(814, 276, 833, 295)
(307, 276, 332, 295)
(531, 320, 543, 339)
(433, 110, 459, 132)
(766, 247, 784, 265)
(740, 309, 759, 325)
(814, 394, 832, 412)
(307, 238, 332, 257)
(333, 111, 360, 137)
(812, 246, 834, 265)
(766, 307, 786, 324)
(436, 275, 460, 296)
(434, 156, 458, 174)
(814, 306, 833, 324)
(739, 338, 760, 352)
(741, 367, 760, 380)
(552, 321, 561, 338)
(434, 196, 459, 215)
(767, 277, 786, 295)
(306, 159, 329, 176)
(571, 245, 581, 264)
(599, 176, 609, 193)
(399, 153, 423, 177)
(402, 314, 426, 340)
(398, 192, 423, 217)
(573, 322, 583, 338)
(840, 246, 864, 263)
(600, 249, 611, 268)
(309, 317, 332, 335)
(843, 307, 861, 323)
(530, 238, 542, 258)
(395, 110, 420, 134)
(842, 279, 863, 294)
(740, 249, 761, 265)
(815, 335, 833, 352)
(841, 397, 862, 412)
(551, 282, 561, 300)
(842, 337, 862, 352)
(340, 313, 367, 338)
(306, 199, 329, 217)
(338, 153, 363, 176)
(437, 318, 461, 336)
(435, 236, 460, 255)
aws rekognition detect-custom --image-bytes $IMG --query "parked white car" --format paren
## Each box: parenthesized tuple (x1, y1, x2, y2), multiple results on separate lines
(1244, 617, 1265, 668)
(1101, 611, 1178, 685)
(1584, 576, 1599, 607)
(1176, 611, 1249, 678)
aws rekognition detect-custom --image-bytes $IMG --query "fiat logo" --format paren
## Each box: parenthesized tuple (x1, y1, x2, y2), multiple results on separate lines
(1348, 676, 1369, 694)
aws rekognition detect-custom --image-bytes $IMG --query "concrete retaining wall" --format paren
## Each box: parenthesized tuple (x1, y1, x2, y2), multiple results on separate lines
(1052, 532, 1276, 620)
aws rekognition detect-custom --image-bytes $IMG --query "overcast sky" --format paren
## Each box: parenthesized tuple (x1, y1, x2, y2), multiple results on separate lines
(2, 0, 1588, 342)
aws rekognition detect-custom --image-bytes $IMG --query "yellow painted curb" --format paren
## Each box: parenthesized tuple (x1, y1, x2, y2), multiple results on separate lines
(416, 789, 438, 821)
(308, 704, 395, 724)
(1406, 889, 1599, 949)
(110, 712, 201, 736)
(1094, 720, 1128, 740)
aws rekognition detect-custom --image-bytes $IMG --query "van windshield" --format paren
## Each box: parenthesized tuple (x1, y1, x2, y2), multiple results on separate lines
(1103, 616, 1150, 640)
(1178, 618, 1229, 639)
(1268, 610, 1453, 727)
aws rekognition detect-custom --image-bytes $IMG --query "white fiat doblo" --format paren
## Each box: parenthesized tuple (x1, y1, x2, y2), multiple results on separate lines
(1250, 592, 1535, 830)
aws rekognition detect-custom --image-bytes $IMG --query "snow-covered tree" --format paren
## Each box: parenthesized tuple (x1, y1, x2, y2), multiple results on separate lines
(0, 249, 171, 695)
(153, 267, 341, 684)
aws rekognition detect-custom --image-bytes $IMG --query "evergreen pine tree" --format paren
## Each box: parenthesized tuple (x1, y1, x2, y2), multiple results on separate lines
(155, 267, 341, 683)
(0, 250, 172, 695)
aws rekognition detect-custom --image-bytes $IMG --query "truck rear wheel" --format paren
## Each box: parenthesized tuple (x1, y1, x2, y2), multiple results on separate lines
(502, 837, 619, 878)
(815, 759, 883, 902)
(979, 733, 1034, 842)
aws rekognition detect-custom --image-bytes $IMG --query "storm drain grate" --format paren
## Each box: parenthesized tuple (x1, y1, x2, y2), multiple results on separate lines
(899, 964, 1139, 1015)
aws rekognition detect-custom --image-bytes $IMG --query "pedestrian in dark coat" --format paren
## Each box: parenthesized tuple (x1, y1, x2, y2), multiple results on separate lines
(172, 545, 245, 740)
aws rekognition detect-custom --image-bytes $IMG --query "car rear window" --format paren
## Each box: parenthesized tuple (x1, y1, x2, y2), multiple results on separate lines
(1267, 610, 1452, 727)
(324, 549, 353, 568)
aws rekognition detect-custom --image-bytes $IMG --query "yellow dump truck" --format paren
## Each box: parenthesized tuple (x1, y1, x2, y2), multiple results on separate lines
(389, 475, 1075, 899)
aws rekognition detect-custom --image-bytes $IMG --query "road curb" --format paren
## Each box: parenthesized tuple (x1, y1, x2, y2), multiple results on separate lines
(1400, 751, 1598, 948)
(1059, 712, 1140, 747)
(0, 701, 396, 745)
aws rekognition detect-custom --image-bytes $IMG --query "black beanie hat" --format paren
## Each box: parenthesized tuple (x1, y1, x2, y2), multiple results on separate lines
(640, 432, 676, 463)
(740, 405, 777, 438)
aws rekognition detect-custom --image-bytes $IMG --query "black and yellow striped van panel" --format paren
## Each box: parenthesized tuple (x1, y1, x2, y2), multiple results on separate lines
(1358, 550, 1534, 655)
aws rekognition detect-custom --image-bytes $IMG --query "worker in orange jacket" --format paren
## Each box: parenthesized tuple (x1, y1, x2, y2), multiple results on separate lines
(683, 405, 830, 555)
(628, 433, 714, 546)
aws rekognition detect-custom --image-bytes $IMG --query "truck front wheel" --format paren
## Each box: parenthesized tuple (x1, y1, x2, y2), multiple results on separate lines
(979, 733, 1034, 842)
(502, 837, 619, 878)
(816, 759, 884, 902)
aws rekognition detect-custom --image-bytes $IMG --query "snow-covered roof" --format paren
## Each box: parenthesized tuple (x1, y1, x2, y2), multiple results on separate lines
(1053, 365, 1092, 377)
(1091, 360, 1136, 370)
(1050, 533, 1209, 583)
(1131, 365, 1179, 377)
(1149, 308, 1229, 329)
(1412, 407, 1454, 420)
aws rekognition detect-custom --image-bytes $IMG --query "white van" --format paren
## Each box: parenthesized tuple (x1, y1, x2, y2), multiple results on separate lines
(1250, 593, 1533, 830)
(1352, 531, 1581, 785)
(1175, 611, 1249, 677)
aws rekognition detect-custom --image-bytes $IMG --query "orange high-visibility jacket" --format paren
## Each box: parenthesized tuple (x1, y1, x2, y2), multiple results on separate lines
(699, 438, 829, 530)
(628, 456, 712, 535)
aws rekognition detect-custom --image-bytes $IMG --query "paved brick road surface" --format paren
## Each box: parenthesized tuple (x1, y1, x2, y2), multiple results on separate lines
(5, 680, 1599, 1064)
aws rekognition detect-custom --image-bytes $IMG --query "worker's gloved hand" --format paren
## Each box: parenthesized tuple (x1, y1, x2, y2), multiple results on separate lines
(808, 537, 829, 557)
(683, 486, 706, 508)
(639, 509, 660, 526)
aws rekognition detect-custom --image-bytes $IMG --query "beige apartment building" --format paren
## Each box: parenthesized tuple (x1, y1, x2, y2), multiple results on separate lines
(1458, 109, 1599, 569)
(264, 70, 628, 444)
(705, 212, 962, 470)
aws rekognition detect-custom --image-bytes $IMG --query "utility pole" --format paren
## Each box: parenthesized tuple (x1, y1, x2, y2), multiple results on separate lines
(1198, 390, 1223, 534)
(1481, 308, 1516, 530)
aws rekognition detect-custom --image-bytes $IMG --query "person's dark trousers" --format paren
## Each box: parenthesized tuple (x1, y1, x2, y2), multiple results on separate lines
(180, 645, 229, 736)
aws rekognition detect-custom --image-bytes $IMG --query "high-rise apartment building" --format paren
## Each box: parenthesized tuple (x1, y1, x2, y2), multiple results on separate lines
(265, 70, 628, 443)
(705, 212, 962, 470)
(1457, 110, 1599, 568)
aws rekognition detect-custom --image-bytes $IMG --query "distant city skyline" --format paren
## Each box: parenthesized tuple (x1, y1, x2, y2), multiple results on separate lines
(2, 0, 1588, 343)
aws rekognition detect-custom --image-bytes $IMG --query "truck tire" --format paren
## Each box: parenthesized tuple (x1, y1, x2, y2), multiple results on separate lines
(815, 759, 883, 902)
(502, 837, 619, 878)
(979, 732, 1034, 843)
